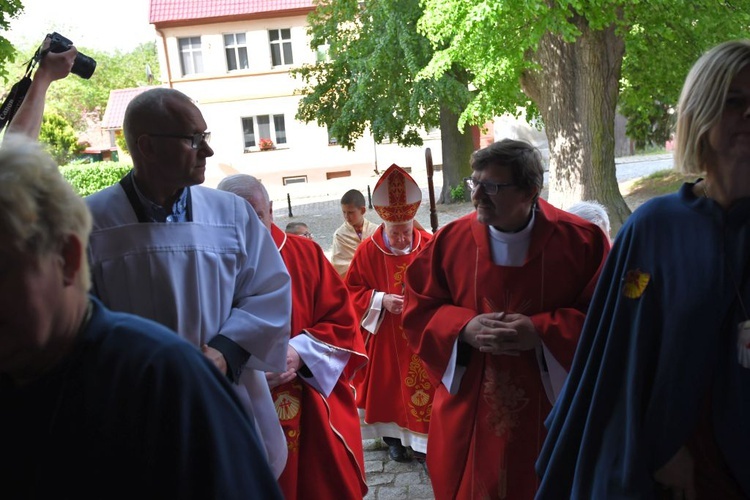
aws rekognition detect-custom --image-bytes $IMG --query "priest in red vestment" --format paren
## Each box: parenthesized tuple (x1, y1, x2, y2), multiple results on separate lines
(345, 164, 434, 463)
(402, 140, 610, 500)
(218, 175, 368, 500)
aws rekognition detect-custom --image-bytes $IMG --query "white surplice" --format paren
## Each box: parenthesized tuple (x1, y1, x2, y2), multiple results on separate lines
(87, 183, 291, 477)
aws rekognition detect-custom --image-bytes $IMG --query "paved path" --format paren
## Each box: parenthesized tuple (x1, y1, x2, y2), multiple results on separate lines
(272, 152, 674, 256)
(362, 439, 435, 500)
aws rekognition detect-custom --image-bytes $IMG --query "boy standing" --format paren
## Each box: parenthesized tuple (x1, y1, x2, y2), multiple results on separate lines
(331, 189, 378, 278)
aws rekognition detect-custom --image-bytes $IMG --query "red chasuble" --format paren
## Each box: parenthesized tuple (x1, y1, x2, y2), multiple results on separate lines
(345, 225, 434, 449)
(402, 200, 610, 500)
(270, 224, 368, 499)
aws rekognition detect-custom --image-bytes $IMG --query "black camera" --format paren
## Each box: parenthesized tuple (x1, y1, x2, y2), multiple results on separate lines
(46, 32, 96, 79)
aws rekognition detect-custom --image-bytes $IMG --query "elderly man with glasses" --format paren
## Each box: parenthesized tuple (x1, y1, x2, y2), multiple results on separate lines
(83, 88, 292, 478)
(401, 138, 610, 500)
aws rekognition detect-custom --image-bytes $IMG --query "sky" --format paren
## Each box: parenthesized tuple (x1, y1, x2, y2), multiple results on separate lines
(2, 0, 157, 53)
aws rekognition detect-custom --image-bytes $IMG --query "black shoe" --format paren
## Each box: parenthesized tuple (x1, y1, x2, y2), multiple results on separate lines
(388, 443, 411, 463)
(412, 450, 426, 463)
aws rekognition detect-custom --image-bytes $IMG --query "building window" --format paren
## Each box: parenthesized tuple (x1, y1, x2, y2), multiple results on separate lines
(242, 114, 287, 150)
(283, 175, 308, 185)
(224, 33, 249, 71)
(178, 36, 203, 75)
(269, 29, 293, 67)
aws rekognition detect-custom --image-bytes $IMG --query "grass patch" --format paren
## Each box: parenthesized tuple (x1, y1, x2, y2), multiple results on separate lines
(628, 169, 695, 197)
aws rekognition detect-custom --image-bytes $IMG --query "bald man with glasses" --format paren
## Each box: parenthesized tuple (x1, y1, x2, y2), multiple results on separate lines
(84, 88, 293, 478)
(401, 139, 610, 500)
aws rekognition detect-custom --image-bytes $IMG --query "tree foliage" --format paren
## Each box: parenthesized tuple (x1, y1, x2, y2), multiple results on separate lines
(298, 0, 750, 225)
(295, 0, 476, 202)
(618, 3, 750, 147)
(296, 0, 468, 148)
(416, 0, 750, 227)
(0, 0, 24, 83)
(39, 112, 84, 165)
(419, 1, 750, 139)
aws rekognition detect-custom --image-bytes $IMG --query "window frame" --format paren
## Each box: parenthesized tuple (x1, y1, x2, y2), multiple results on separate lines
(224, 32, 249, 72)
(242, 114, 288, 151)
(178, 36, 203, 76)
(268, 28, 294, 67)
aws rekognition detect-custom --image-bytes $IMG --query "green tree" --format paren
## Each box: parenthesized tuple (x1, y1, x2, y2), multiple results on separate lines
(0, 0, 23, 83)
(298, 0, 750, 227)
(417, 0, 750, 228)
(295, 0, 477, 203)
(617, 6, 749, 148)
(39, 112, 84, 165)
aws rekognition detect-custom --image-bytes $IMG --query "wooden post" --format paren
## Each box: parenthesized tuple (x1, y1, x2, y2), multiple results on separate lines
(367, 185, 373, 209)
(425, 148, 439, 233)
(287, 193, 293, 217)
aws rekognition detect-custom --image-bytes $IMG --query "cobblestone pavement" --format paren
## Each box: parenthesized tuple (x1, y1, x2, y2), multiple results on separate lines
(362, 439, 435, 500)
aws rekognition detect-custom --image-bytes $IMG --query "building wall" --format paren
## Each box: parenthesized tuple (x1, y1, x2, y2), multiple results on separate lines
(155, 15, 443, 188)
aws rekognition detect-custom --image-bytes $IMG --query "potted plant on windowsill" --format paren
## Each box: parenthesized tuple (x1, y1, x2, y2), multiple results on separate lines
(259, 138, 275, 151)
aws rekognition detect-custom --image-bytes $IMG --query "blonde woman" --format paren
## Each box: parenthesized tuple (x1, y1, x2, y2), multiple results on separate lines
(537, 40, 750, 499)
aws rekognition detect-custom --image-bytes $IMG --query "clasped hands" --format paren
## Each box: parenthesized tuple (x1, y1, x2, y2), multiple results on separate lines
(265, 346, 302, 389)
(460, 312, 539, 355)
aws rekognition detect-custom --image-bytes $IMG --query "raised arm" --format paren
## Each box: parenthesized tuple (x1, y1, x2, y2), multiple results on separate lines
(6, 41, 76, 139)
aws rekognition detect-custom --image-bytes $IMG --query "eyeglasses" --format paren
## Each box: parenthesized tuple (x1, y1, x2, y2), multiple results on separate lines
(301, 232, 313, 239)
(148, 132, 211, 149)
(463, 177, 515, 195)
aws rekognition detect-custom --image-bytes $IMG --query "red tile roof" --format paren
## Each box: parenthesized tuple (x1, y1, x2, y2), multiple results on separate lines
(101, 87, 159, 130)
(149, 0, 315, 25)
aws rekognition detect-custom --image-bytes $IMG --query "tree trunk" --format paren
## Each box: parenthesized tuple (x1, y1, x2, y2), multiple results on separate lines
(438, 105, 475, 204)
(521, 17, 630, 233)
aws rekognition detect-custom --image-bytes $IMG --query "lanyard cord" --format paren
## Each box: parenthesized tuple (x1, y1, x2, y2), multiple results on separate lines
(0, 42, 44, 132)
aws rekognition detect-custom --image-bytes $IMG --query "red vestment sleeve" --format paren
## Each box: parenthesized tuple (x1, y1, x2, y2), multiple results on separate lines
(402, 235, 476, 385)
(529, 225, 610, 370)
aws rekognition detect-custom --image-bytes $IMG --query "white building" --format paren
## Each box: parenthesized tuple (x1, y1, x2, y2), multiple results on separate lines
(147, 0, 443, 188)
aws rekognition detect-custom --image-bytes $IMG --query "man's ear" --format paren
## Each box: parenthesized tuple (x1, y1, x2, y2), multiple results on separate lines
(524, 186, 540, 204)
(359, 206, 366, 215)
(60, 234, 84, 287)
(136, 134, 155, 159)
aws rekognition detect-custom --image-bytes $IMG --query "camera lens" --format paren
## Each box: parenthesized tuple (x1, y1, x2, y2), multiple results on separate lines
(72, 53, 96, 79)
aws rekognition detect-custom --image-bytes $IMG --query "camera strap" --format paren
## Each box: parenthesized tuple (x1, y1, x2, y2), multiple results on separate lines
(0, 48, 41, 133)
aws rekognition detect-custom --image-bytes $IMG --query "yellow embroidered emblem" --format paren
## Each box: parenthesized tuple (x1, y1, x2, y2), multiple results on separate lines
(623, 269, 650, 299)
(274, 391, 301, 420)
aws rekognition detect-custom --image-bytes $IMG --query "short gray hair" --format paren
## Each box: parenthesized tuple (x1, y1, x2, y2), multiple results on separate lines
(217, 174, 269, 203)
(567, 200, 610, 237)
(675, 40, 750, 174)
(0, 135, 92, 288)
